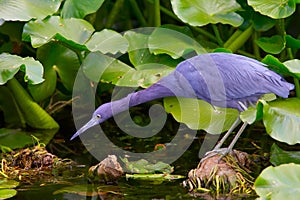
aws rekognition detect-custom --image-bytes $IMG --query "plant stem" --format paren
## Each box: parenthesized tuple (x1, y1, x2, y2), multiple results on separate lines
(227, 26, 253, 53)
(192, 27, 218, 42)
(154, 0, 161, 26)
(212, 24, 223, 46)
(224, 29, 242, 48)
(252, 31, 261, 60)
(129, 0, 147, 26)
(287, 48, 300, 97)
(105, 0, 124, 28)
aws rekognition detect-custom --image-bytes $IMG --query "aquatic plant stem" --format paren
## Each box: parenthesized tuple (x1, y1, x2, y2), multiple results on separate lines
(129, 0, 147, 26)
(212, 24, 223, 46)
(227, 26, 253, 52)
(287, 48, 300, 97)
(154, 0, 161, 27)
(105, 0, 124, 28)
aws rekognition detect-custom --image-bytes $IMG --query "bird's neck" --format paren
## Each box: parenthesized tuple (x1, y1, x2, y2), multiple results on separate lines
(106, 84, 174, 119)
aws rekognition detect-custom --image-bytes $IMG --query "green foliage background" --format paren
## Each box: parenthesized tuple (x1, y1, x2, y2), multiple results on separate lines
(0, 0, 300, 198)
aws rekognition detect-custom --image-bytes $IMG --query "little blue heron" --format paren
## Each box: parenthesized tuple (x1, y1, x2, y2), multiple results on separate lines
(71, 53, 294, 154)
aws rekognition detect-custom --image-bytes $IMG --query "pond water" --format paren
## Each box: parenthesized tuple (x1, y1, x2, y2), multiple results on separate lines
(10, 121, 272, 199)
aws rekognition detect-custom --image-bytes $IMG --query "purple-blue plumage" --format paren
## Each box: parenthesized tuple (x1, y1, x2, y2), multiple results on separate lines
(70, 53, 294, 140)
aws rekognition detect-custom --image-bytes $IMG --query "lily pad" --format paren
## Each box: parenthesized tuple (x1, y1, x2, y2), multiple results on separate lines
(254, 163, 300, 200)
(283, 59, 300, 79)
(0, 128, 33, 149)
(86, 29, 129, 54)
(61, 0, 104, 19)
(22, 16, 94, 48)
(82, 52, 133, 84)
(0, 0, 61, 21)
(248, 0, 296, 19)
(0, 189, 17, 199)
(164, 97, 239, 134)
(124, 30, 179, 68)
(262, 55, 293, 76)
(148, 27, 206, 59)
(170, 0, 243, 27)
(261, 98, 300, 145)
(0, 179, 19, 199)
(256, 35, 285, 54)
(0, 53, 44, 85)
(270, 144, 300, 166)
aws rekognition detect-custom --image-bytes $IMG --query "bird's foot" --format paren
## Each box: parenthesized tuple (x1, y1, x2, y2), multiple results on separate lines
(199, 148, 233, 165)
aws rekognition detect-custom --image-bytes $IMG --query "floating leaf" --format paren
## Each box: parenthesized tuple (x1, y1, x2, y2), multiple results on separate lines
(256, 35, 285, 54)
(283, 59, 300, 79)
(164, 97, 239, 134)
(0, 189, 17, 199)
(0, 53, 44, 85)
(270, 144, 300, 166)
(86, 29, 129, 54)
(254, 163, 300, 200)
(261, 98, 300, 145)
(22, 16, 94, 48)
(0, 0, 61, 21)
(148, 27, 206, 59)
(170, 0, 243, 27)
(248, 0, 296, 19)
(0, 128, 32, 150)
(61, 0, 104, 19)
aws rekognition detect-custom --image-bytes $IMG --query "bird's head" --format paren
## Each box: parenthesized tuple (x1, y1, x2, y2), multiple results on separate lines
(70, 103, 114, 140)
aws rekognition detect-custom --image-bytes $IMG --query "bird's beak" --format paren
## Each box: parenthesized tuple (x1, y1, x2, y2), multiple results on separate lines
(70, 117, 99, 140)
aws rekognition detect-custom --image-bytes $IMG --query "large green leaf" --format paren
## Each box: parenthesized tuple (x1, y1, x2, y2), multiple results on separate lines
(61, 0, 104, 19)
(248, 0, 296, 19)
(124, 30, 179, 68)
(7, 78, 59, 129)
(22, 16, 94, 48)
(164, 97, 239, 134)
(261, 98, 300, 145)
(262, 55, 293, 76)
(240, 93, 275, 124)
(254, 163, 300, 200)
(32, 42, 79, 93)
(0, 87, 25, 127)
(270, 144, 300, 166)
(86, 29, 129, 54)
(256, 35, 285, 54)
(148, 27, 206, 59)
(0, 53, 44, 85)
(0, 179, 18, 199)
(170, 0, 243, 27)
(0, 128, 32, 149)
(283, 59, 300, 79)
(0, 0, 61, 21)
(117, 64, 174, 88)
(83, 52, 174, 88)
(285, 35, 300, 49)
(82, 52, 134, 84)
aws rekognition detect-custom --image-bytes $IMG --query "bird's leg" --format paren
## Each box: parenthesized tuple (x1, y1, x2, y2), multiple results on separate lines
(212, 117, 241, 150)
(223, 121, 248, 154)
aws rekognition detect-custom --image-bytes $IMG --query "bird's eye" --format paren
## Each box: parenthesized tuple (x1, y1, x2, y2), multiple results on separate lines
(96, 114, 101, 119)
